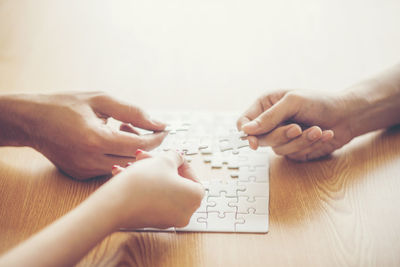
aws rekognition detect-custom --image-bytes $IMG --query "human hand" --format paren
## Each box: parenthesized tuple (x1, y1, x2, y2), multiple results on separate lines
(25, 92, 167, 179)
(237, 90, 356, 161)
(105, 150, 204, 229)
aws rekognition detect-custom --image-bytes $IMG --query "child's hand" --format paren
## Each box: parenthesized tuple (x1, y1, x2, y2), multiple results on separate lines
(105, 150, 204, 229)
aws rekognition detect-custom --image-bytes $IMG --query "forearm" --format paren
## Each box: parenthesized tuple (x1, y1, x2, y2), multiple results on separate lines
(0, 94, 37, 147)
(343, 63, 400, 137)
(0, 182, 123, 267)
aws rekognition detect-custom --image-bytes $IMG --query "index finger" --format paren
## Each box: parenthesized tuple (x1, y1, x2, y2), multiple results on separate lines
(241, 93, 301, 135)
(91, 94, 166, 131)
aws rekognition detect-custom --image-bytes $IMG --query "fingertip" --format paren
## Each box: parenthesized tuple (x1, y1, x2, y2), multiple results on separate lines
(286, 124, 302, 139)
(150, 118, 167, 130)
(111, 165, 124, 176)
(135, 149, 152, 161)
(307, 126, 322, 141)
(248, 136, 259, 150)
(321, 130, 334, 142)
(237, 117, 250, 131)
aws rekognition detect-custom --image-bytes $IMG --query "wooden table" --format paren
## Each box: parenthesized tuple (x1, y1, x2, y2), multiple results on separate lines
(1, 1, 400, 266)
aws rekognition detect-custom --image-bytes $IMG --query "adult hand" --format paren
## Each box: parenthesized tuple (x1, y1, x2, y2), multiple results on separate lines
(106, 150, 204, 229)
(21, 92, 167, 179)
(237, 90, 355, 161)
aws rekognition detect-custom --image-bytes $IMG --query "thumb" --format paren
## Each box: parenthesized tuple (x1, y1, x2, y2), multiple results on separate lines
(241, 94, 300, 135)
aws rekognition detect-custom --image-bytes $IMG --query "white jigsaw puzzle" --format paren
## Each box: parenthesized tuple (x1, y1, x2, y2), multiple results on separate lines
(126, 111, 270, 234)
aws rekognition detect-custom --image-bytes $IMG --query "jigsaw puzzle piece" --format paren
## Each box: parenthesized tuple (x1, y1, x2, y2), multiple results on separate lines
(235, 211, 269, 233)
(237, 153, 269, 168)
(205, 212, 238, 232)
(237, 181, 269, 201)
(203, 152, 240, 169)
(165, 121, 191, 134)
(201, 180, 245, 198)
(207, 193, 238, 215)
(176, 212, 207, 232)
(230, 166, 269, 182)
(181, 137, 201, 155)
(194, 191, 209, 213)
(228, 196, 268, 214)
(219, 131, 249, 154)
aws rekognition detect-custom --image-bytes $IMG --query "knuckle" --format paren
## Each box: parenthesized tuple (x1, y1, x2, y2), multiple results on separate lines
(83, 132, 104, 152)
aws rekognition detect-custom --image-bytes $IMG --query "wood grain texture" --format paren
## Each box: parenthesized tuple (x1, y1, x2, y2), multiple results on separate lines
(1, 1, 400, 266)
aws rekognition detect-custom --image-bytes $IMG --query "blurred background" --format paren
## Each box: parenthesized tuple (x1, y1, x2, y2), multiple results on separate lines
(0, 0, 399, 111)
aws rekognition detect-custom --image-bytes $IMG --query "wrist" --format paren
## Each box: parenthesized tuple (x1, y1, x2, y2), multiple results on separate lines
(0, 94, 40, 147)
(341, 78, 400, 137)
(85, 173, 141, 230)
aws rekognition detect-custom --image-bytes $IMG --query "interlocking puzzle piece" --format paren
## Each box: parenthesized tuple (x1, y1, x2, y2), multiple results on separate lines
(207, 193, 238, 215)
(228, 196, 268, 214)
(237, 181, 269, 201)
(230, 166, 269, 182)
(205, 212, 241, 232)
(237, 153, 269, 168)
(201, 180, 246, 197)
(219, 131, 249, 154)
(203, 152, 239, 169)
(194, 191, 209, 213)
(235, 211, 268, 233)
(199, 137, 216, 154)
(181, 137, 201, 155)
(176, 212, 207, 232)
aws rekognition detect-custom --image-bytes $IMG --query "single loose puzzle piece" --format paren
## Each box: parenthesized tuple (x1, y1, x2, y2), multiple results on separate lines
(237, 181, 269, 202)
(176, 212, 207, 232)
(235, 211, 269, 233)
(165, 121, 191, 134)
(230, 166, 269, 182)
(228, 196, 269, 214)
(218, 131, 249, 154)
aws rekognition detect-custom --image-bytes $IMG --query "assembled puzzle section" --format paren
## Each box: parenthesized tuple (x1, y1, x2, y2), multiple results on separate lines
(133, 111, 270, 233)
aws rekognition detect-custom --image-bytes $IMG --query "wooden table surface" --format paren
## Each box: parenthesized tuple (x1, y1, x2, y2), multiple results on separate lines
(1, 1, 400, 266)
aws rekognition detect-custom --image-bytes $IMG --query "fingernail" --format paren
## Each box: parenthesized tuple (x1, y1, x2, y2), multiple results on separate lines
(243, 121, 259, 130)
(307, 128, 321, 141)
(112, 165, 121, 170)
(135, 149, 143, 156)
(286, 125, 301, 139)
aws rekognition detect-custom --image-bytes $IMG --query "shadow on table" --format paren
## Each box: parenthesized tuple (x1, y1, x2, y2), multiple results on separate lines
(269, 125, 400, 227)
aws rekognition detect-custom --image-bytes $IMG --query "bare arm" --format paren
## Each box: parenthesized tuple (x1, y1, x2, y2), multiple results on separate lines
(0, 151, 204, 267)
(0, 92, 167, 179)
(237, 63, 400, 161)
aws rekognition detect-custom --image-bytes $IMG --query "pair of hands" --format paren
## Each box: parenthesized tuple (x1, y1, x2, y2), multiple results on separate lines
(19, 90, 355, 179)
